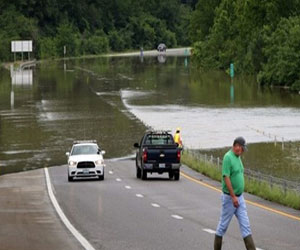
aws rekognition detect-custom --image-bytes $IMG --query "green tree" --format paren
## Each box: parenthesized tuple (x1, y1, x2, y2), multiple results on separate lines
(0, 7, 38, 61)
(0, 0, 193, 61)
(129, 14, 177, 49)
(39, 37, 57, 59)
(55, 22, 79, 57)
(108, 30, 127, 51)
(82, 32, 110, 55)
(189, 0, 221, 42)
(258, 16, 300, 90)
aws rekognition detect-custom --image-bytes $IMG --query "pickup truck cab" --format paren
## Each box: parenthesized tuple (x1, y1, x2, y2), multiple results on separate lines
(134, 131, 181, 180)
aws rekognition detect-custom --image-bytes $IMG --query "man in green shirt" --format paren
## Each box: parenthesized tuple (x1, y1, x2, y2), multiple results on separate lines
(214, 137, 256, 250)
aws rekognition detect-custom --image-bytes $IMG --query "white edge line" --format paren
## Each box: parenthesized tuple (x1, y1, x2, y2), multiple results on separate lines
(44, 168, 95, 250)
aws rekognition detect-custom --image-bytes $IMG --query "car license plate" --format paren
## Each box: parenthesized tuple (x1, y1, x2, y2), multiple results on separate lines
(83, 169, 89, 174)
(159, 163, 165, 168)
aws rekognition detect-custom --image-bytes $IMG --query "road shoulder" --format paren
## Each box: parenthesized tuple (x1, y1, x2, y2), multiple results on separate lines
(0, 168, 82, 250)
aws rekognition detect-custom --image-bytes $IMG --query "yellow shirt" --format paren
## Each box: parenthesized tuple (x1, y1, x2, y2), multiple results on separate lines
(174, 133, 182, 147)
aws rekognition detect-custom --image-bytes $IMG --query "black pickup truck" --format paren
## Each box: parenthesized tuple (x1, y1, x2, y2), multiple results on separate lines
(134, 131, 181, 180)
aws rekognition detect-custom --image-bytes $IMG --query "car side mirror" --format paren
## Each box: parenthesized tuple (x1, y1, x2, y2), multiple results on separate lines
(101, 150, 106, 155)
(66, 152, 70, 157)
(134, 143, 139, 148)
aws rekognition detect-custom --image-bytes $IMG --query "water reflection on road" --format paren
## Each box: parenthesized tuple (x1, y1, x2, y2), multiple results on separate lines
(0, 56, 300, 180)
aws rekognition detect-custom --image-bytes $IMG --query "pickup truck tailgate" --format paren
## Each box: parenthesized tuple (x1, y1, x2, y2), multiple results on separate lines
(145, 147, 179, 163)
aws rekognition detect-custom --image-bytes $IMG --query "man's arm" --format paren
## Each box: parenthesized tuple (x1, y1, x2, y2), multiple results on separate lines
(224, 176, 239, 208)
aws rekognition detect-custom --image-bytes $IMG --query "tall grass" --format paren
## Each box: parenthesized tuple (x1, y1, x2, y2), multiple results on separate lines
(181, 153, 300, 210)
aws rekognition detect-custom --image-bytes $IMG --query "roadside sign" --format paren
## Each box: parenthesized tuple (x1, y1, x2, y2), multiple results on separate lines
(11, 41, 32, 52)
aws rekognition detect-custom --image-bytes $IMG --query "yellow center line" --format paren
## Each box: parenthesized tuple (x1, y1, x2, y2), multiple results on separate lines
(181, 171, 300, 222)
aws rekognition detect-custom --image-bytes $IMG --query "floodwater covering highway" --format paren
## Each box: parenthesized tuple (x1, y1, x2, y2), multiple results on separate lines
(0, 51, 300, 250)
(1, 51, 300, 181)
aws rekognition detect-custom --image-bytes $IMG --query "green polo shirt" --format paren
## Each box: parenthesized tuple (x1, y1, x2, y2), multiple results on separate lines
(222, 150, 244, 195)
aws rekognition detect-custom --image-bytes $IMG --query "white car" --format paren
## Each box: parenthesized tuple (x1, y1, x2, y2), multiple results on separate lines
(66, 140, 105, 181)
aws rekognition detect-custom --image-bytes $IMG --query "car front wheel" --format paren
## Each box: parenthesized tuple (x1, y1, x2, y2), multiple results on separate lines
(68, 175, 73, 182)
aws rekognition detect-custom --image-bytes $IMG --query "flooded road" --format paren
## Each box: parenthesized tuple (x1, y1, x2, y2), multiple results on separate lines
(0, 55, 300, 180)
(122, 91, 300, 149)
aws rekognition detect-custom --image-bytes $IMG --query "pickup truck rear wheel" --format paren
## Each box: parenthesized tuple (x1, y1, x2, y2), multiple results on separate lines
(168, 171, 174, 179)
(141, 168, 147, 180)
(174, 171, 180, 181)
(136, 167, 141, 178)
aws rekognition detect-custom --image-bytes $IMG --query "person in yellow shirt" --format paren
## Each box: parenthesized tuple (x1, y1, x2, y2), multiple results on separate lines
(174, 127, 183, 149)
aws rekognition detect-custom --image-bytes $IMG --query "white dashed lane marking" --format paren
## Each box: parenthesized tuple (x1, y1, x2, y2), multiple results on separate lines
(151, 203, 160, 208)
(116, 178, 122, 182)
(136, 194, 144, 198)
(109, 171, 113, 174)
(171, 215, 183, 220)
(125, 185, 132, 189)
(203, 228, 216, 234)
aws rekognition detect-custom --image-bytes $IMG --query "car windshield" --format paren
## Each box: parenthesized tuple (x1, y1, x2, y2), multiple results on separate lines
(144, 134, 174, 145)
(71, 145, 99, 155)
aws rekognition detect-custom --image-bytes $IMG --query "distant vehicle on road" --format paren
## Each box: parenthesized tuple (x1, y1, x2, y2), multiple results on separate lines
(134, 131, 181, 180)
(157, 43, 167, 52)
(66, 140, 105, 181)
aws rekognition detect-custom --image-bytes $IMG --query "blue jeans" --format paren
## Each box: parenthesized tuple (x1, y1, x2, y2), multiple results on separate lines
(216, 193, 252, 238)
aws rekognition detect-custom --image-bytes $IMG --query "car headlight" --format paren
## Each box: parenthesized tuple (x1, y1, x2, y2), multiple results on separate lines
(69, 161, 77, 166)
(95, 159, 104, 165)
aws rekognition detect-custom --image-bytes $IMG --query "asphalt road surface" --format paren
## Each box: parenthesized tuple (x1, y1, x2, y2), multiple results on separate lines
(48, 160, 300, 250)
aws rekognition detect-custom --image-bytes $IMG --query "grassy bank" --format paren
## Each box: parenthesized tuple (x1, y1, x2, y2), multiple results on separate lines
(182, 152, 300, 210)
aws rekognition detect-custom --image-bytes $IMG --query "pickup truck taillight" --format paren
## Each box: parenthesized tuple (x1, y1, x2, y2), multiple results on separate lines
(177, 150, 181, 162)
(143, 149, 148, 163)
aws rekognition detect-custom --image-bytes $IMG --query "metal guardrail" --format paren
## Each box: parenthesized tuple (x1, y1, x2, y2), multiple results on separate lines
(185, 149, 300, 194)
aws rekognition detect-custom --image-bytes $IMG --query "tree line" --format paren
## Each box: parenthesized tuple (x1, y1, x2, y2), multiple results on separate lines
(190, 0, 300, 91)
(0, 0, 195, 61)
(1, 0, 300, 91)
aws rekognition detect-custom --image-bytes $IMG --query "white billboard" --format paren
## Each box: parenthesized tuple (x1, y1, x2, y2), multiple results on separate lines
(11, 40, 33, 52)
